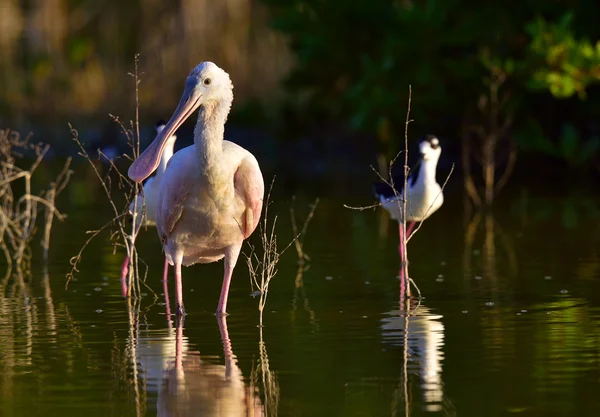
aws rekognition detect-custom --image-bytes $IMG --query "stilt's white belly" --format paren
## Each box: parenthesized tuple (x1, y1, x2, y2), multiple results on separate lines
(381, 184, 444, 222)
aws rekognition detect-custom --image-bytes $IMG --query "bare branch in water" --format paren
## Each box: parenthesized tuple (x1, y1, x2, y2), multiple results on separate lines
(245, 177, 300, 327)
(0, 128, 72, 271)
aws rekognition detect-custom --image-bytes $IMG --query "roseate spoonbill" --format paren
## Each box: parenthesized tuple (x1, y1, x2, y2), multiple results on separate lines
(373, 135, 444, 263)
(121, 120, 177, 301)
(128, 61, 264, 317)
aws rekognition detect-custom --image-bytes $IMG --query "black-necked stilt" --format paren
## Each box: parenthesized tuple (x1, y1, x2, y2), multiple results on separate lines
(373, 135, 444, 261)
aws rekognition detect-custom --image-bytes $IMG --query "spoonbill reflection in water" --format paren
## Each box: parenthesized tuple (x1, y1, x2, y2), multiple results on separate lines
(128, 62, 265, 316)
(134, 317, 264, 416)
(121, 120, 177, 299)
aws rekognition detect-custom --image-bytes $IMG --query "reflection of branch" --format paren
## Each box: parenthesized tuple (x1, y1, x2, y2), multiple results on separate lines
(253, 327, 280, 417)
(391, 302, 412, 417)
(494, 216, 519, 277)
(126, 297, 144, 417)
(401, 306, 410, 417)
(290, 196, 319, 264)
(291, 263, 318, 328)
(463, 212, 481, 292)
(41, 265, 57, 333)
(463, 211, 518, 298)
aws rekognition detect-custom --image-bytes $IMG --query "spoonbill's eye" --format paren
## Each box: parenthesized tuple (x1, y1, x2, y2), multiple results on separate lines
(203, 78, 211, 86)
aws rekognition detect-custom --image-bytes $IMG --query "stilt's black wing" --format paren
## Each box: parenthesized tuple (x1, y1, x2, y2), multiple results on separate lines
(372, 159, 422, 200)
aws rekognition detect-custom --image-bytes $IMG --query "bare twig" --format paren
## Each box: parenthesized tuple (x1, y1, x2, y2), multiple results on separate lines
(406, 163, 455, 244)
(343, 202, 382, 211)
(67, 55, 146, 297)
(246, 177, 299, 327)
(401, 86, 412, 296)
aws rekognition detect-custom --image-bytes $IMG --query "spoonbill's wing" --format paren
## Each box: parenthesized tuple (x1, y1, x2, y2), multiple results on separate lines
(233, 156, 264, 239)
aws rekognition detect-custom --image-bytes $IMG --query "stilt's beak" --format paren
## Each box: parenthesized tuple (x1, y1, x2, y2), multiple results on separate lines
(128, 78, 203, 182)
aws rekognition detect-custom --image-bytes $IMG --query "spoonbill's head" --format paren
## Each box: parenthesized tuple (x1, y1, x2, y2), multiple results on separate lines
(128, 62, 232, 182)
(419, 135, 441, 161)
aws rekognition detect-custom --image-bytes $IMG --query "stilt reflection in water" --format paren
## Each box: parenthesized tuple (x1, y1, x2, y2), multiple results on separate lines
(381, 302, 448, 414)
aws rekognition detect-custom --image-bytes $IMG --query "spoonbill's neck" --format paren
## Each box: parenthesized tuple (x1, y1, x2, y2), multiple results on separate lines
(194, 97, 232, 177)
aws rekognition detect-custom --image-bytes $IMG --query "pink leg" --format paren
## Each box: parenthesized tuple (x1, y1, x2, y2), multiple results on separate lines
(398, 223, 406, 262)
(163, 257, 172, 320)
(120, 255, 129, 297)
(397, 221, 416, 262)
(406, 221, 416, 239)
(216, 245, 242, 316)
(174, 254, 185, 316)
(398, 221, 415, 300)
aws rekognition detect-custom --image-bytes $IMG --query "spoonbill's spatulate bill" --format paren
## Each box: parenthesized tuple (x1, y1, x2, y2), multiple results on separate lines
(128, 61, 265, 317)
(121, 121, 177, 297)
(373, 135, 444, 263)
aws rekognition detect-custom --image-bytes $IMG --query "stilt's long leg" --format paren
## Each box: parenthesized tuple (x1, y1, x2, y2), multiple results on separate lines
(398, 221, 415, 300)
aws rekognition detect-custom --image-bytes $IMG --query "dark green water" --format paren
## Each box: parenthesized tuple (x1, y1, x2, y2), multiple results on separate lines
(2, 171, 600, 417)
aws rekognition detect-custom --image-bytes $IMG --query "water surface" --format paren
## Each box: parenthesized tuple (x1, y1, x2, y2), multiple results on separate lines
(1, 172, 600, 416)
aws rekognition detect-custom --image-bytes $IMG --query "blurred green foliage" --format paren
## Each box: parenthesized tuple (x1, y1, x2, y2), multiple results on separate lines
(526, 13, 600, 99)
(262, 0, 600, 163)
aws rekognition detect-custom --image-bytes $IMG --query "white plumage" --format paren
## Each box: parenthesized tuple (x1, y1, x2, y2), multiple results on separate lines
(374, 135, 444, 223)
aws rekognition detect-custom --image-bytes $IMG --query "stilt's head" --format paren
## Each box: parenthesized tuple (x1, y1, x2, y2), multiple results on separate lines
(154, 119, 177, 151)
(419, 135, 441, 161)
(155, 119, 168, 134)
(128, 62, 233, 182)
